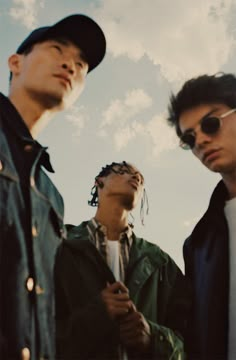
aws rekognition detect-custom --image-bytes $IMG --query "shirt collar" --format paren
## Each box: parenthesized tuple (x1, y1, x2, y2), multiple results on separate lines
(0, 93, 54, 173)
(88, 217, 133, 245)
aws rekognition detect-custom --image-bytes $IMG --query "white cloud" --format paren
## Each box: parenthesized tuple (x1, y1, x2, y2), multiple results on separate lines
(9, 0, 44, 29)
(113, 113, 177, 155)
(100, 88, 177, 155)
(65, 105, 87, 138)
(144, 113, 178, 157)
(93, 0, 234, 83)
(114, 125, 136, 151)
(101, 88, 152, 127)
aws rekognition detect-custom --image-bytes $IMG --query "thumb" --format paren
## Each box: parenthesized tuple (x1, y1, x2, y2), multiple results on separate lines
(129, 302, 137, 312)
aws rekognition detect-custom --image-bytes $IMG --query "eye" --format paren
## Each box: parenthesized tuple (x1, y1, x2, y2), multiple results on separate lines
(52, 45, 62, 53)
(76, 61, 83, 68)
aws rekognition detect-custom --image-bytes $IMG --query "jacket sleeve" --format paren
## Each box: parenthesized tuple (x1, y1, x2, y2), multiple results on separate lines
(54, 244, 119, 359)
(148, 320, 185, 359)
(148, 256, 190, 359)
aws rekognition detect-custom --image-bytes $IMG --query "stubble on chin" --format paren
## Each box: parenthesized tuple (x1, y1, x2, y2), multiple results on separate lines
(30, 90, 66, 111)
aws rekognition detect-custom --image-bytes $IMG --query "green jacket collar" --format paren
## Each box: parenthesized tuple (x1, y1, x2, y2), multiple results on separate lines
(66, 221, 168, 270)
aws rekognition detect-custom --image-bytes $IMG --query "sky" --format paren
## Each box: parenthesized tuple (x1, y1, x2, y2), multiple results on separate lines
(1, 0, 236, 270)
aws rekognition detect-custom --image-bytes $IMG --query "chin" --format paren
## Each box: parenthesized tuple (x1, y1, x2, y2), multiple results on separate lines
(64, 87, 85, 109)
(123, 198, 135, 211)
(206, 162, 226, 173)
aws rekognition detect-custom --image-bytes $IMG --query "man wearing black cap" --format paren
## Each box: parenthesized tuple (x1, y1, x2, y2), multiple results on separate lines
(0, 14, 106, 360)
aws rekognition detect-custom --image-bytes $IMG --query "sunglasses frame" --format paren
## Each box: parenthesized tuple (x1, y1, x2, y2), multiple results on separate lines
(179, 108, 236, 150)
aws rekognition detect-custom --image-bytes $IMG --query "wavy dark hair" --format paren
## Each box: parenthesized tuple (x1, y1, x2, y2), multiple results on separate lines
(167, 73, 236, 137)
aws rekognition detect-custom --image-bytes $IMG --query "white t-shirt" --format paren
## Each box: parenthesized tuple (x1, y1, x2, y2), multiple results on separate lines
(107, 240, 128, 360)
(224, 197, 236, 360)
(107, 240, 120, 281)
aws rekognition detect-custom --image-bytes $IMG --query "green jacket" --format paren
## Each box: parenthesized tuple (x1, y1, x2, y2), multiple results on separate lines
(55, 222, 189, 359)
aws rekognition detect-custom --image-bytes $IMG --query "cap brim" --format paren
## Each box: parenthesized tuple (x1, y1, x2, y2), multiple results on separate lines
(17, 14, 106, 72)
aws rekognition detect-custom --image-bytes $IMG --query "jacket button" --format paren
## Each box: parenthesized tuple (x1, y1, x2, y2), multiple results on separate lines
(0, 160, 3, 171)
(21, 347, 30, 359)
(24, 144, 33, 152)
(26, 277, 34, 292)
(159, 335, 164, 341)
(32, 225, 38, 237)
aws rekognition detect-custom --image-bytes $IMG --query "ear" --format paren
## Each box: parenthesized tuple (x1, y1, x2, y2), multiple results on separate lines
(8, 54, 23, 76)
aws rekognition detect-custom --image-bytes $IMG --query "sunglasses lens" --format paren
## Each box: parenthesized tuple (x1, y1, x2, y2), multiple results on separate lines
(180, 133, 195, 150)
(201, 117, 220, 134)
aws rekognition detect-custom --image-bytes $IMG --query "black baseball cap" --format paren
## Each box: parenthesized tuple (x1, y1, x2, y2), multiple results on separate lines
(16, 14, 106, 73)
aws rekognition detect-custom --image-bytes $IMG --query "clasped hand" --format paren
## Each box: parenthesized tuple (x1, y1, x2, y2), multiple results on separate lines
(101, 281, 151, 352)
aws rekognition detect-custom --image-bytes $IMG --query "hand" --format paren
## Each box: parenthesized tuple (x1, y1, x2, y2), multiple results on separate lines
(101, 281, 132, 320)
(119, 303, 151, 352)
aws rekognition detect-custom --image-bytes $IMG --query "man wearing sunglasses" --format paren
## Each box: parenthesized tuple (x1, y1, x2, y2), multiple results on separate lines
(167, 73, 236, 360)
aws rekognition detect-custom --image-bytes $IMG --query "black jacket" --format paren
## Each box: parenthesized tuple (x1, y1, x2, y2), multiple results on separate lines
(184, 180, 229, 360)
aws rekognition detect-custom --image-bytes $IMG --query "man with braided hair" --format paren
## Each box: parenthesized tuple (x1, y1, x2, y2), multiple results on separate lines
(55, 161, 189, 359)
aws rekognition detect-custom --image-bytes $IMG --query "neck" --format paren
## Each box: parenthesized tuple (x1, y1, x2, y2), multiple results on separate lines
(9, 89, 57, 138)
(95, 201, 129, 240)
(222, 171, 236, 199)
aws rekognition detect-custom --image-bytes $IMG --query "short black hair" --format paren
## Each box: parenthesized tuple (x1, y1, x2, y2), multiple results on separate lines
(167, 73, 236, 137)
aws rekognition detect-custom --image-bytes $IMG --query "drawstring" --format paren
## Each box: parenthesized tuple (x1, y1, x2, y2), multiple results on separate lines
(140, 188, 149, 225)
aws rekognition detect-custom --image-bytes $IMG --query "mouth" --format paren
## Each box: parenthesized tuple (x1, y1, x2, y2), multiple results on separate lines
(54, 74, 72, 89)
(203, 148, 221, 163)
(129, 181, 139, 190)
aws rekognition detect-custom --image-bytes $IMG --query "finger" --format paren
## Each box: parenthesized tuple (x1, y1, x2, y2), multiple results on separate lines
(120, 319, 142, 333)
(111, 299, 133, 311)
(111, 293, 130, 301)
(129, 302, 137, 312)
(107, 305, 130, 318)
(103, 294, 130, 306)
(119, 310, 140, 324)
(107, 281, 129, 294)
(120, 331, 143, 345)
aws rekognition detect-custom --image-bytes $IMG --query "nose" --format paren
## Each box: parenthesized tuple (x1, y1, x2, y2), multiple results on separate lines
(194, 127, 212, 150)
(61, 58, 75, 75)
(131, 172, 142, 184)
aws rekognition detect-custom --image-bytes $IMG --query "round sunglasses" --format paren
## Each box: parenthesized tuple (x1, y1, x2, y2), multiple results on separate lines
(180, 108, 236, 150)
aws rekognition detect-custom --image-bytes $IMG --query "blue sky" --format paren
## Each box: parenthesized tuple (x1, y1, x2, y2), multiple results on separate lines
(1, 0, 235, 269)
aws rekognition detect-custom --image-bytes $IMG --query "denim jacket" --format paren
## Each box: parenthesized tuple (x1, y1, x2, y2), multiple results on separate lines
(0, 93, 65, 359)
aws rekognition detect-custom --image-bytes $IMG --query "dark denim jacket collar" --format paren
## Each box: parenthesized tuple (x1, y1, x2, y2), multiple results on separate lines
(0, 92, 54, 173)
